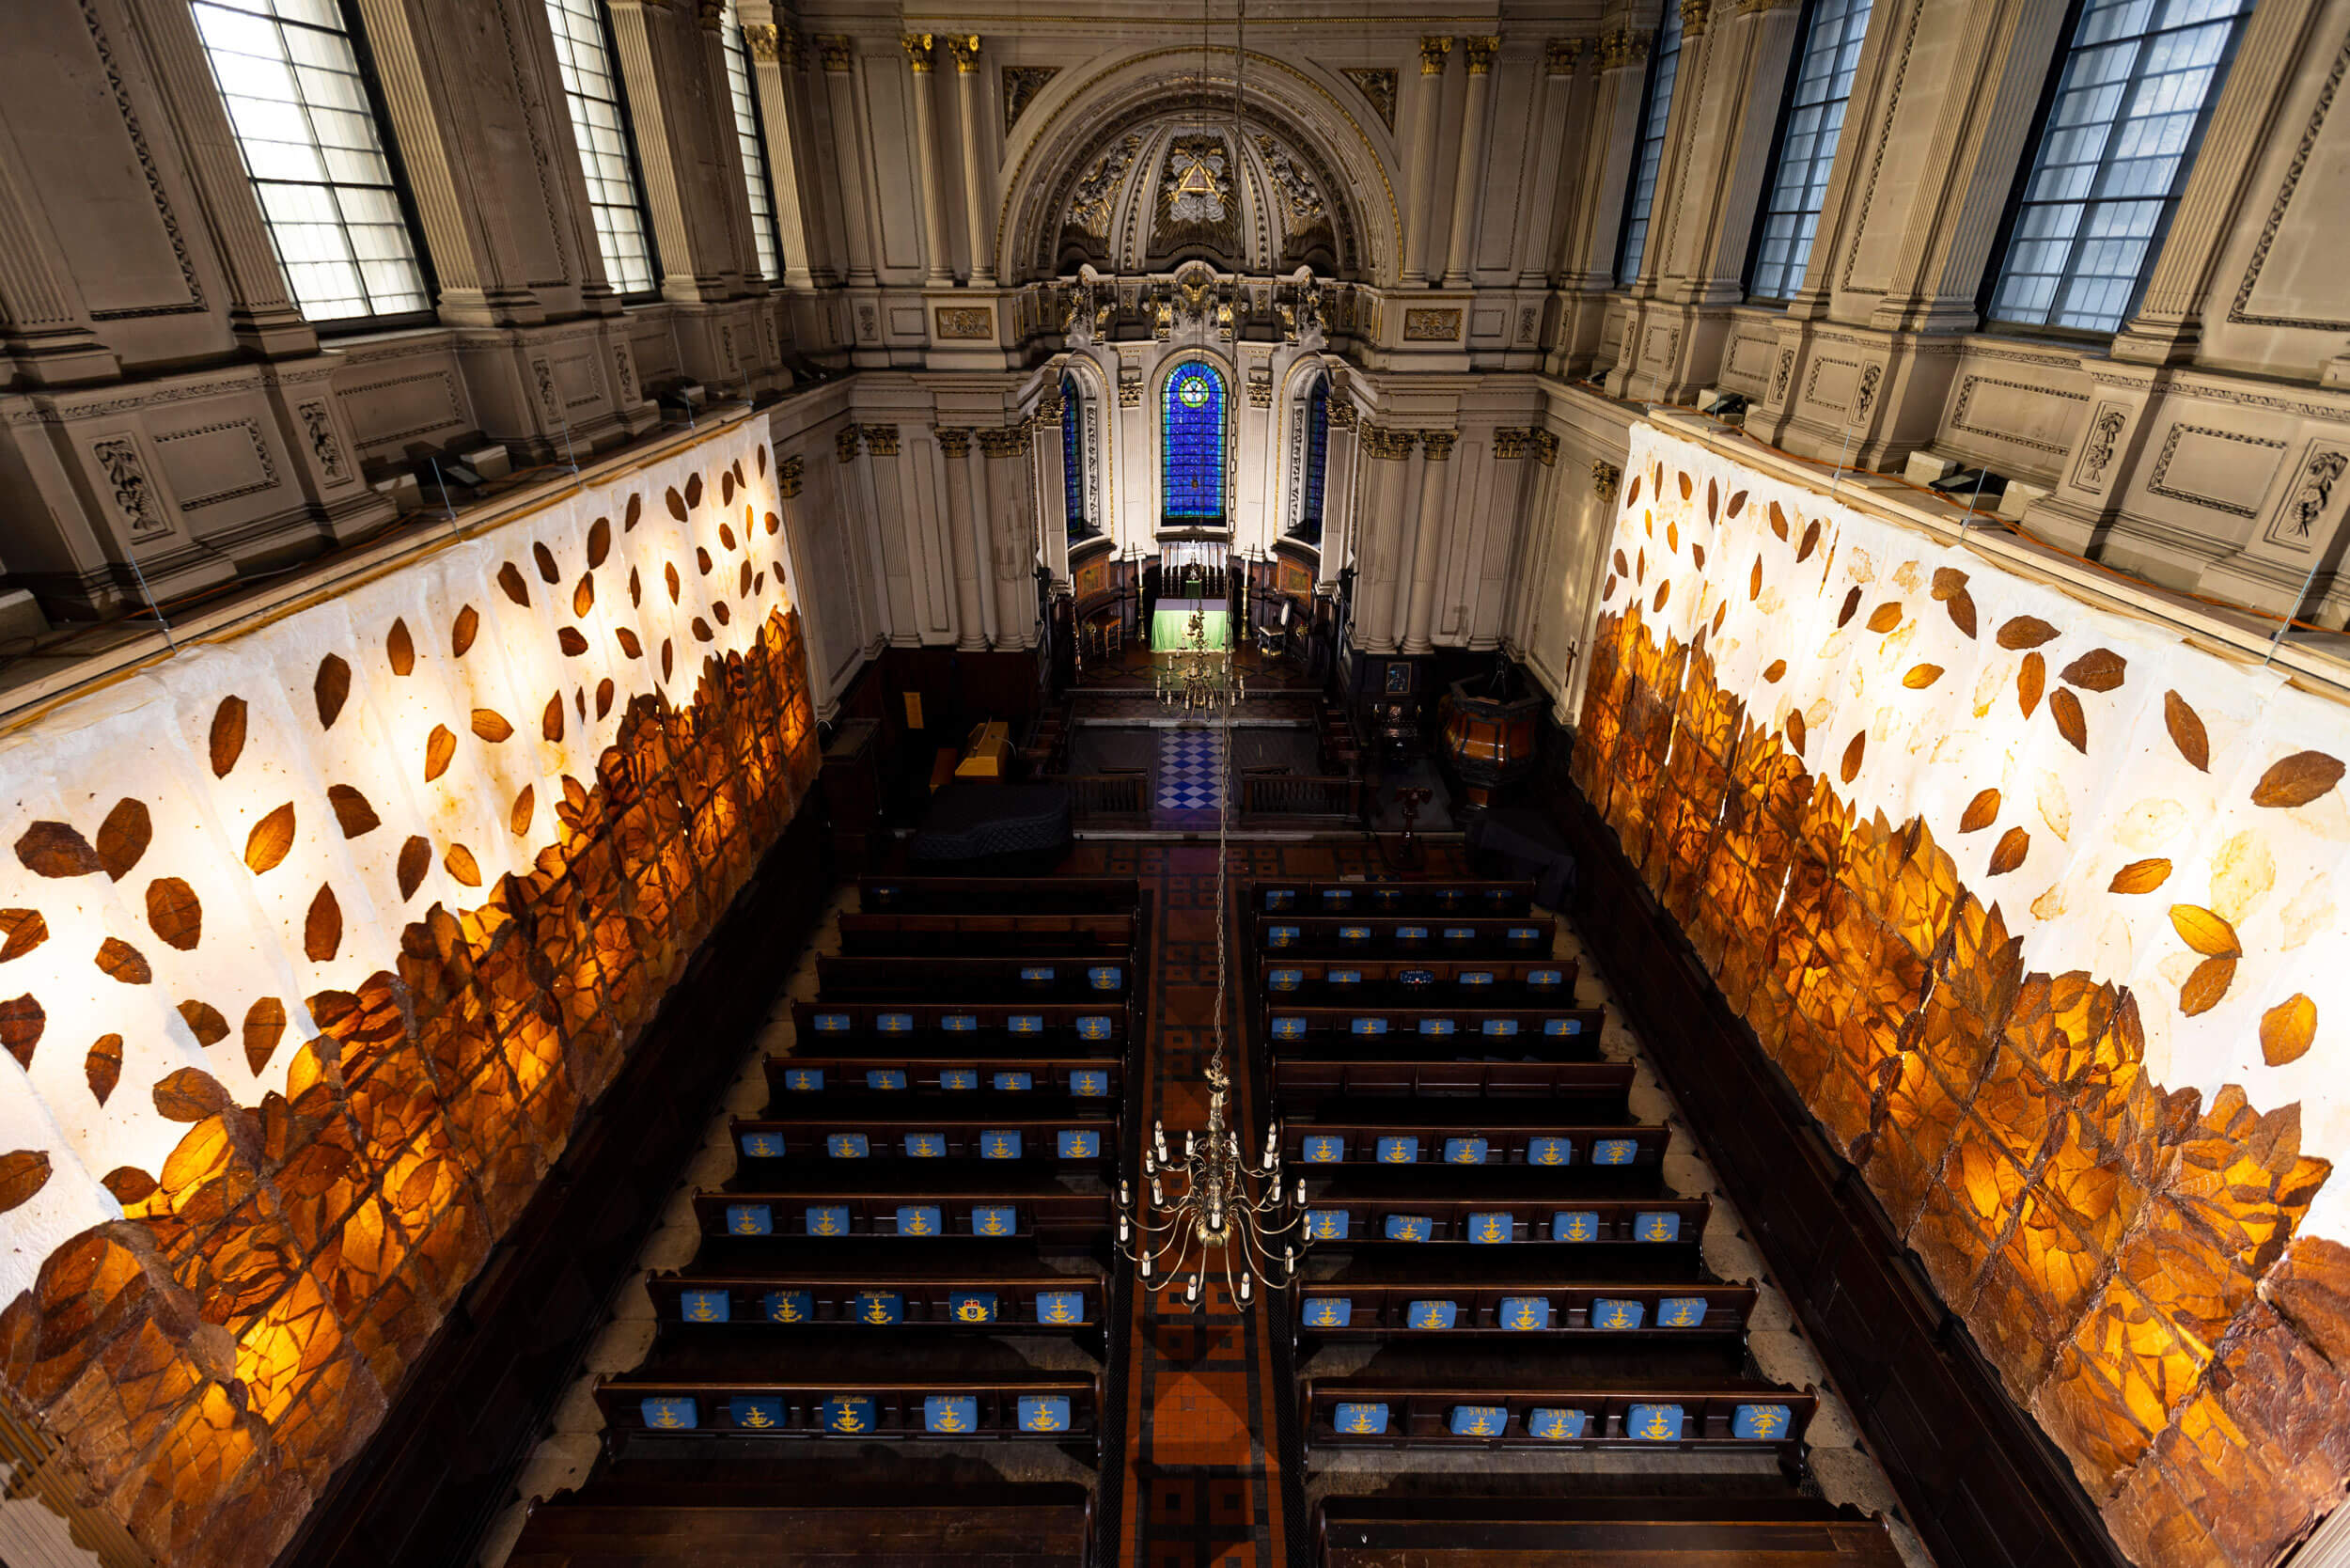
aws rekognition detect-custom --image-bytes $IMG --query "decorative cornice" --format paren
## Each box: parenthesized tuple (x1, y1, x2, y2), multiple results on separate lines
(944, 34, 980, 73)
(1418, 35, 1453, 75)
(1679, 0, 1714, 36)
(1037, 384, 1064, 423)
(1463, 36, 1500, 75)
(1543, 37, 1584, 76)
(1328, 400, 1357, 431)
(1590, 460, 1621, 501)
(777, 454, 805, 497)
(1418, 430, 1458, 462)
(901, 32, 935, 72)
(1363, 425, 1416, 459)
(862, 423, 900, 456)
(816, 34, 853, 71)
(935, 426, 972, 458)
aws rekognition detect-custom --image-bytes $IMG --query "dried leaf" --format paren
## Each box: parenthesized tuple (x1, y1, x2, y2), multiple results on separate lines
(2018, 652, 2044, 719)
(1709, 603, 1725, 637)
(2048, 687, 2087, 753)
(0, 910, 46, 963)
(326, 784, 379, 839)
(1946, 590, 1978, 639)
(763, 511, 779, 537)
(2060, 649, 2126, 693)
(19, 822, 107, 881)
(2251, 751, 2345, 809)
(2163, 692, 2209, 773)
(244, 804, 296, 874)
(176, 1000, 227, 1047)
(0, 1151, 51, 1215)
(1989, 826, 2030, 875)
(1837, 587, 1862, 629)
(697, 547, 713, 577)
(1749, 557, 1762, 601)
(666, 486, 688, 521)
(629, 567, 643, 606)
(95, 936, 150, 985)
(1650, 583, 1669, 614)
(558, 627, 589, 656)
(1841, 730, 1866, 784)
(314, 654, 352, 729)
(1997, 617, 2059, 650)
(2170, 904, 2242, 958)
(1931, 568, 1969, 602)
(102, 1168, 154, 1205)
(452, 604, 479, 656)
(96, 798, 149, 881)
(1785, 710, 1807, 755)
(0, 996, 42, 1068)
(1616, 549, 1630, 577)
(685, 472, 704, 508)
(1867, 602, 1904, 634)
(2108, 859, 2171, 895)
(445, 843, 481, 887)
(211, 696, 247, 776)
(471, 708, 514, 743)
(1677, 470, 1692, 500)
(2180, 955, 2237, 1017)
(146, 877, 202, 950)
(534, 541, 560, 584)
(616, 627, 643, 659)
(1707, 477, 1718, 520)
(666, 562, 682, 604)
(1798, 519, 1821, 562)
(86, 1035, 120, 1104)
(509, 785, 535, 838)
(1762, 660, 1787, 682)
(243, 998, 286, 1075)
(397, 836, 431, 901)
(303, 884, 340, 963)
(152, 1066, 227, 1122)
(1603, 573, 1618, 601)
(625, 492, 642, 531)
(596, 679, 616, 719)
(498, 561, 530, 606)
(662, 639, 674, 682)
(386, 617, 415, 676)
(719, 521, 739, 552)
(573, 573, 595, 617)
(542, 693, 565, 743)
(588, 516, 612, 569)
(2261, 995, 2317, 1067)
(1904, 664, 1944, 689)
(1770, 500, 1788, 541)
(1960, 790, 2001, 833)
(424, 725, 456, 782)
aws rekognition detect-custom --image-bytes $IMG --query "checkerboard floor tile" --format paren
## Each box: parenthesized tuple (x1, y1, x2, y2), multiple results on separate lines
(1155, 729, 1226, 814)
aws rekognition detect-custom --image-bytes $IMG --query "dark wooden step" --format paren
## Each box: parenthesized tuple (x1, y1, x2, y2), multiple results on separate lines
(512, 1497, 1091, 1568)
(860, 874, 1140, 913)
(1315, 1496, 1906, 1568)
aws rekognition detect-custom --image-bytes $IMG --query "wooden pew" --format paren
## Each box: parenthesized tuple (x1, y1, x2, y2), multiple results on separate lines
(818, 953, 1136, 1002)
(595, 1370, 1104, 1450)
(1261, 1005, 1604, 1046)
(1299, 1380, 1815, 1460)
(1283, 1121, 1667, 1169)
(1313, 1496, 1908, 1567)
(1252, 880, 1537, 917)
(1255, 915, 1557, 959)
(861, 875, 1140, 913)
(648, 1270, 1107, 1331)
(838, 912, 1136, 956)
(691, 1187, 1112, 1248)
(727, 1113, 1115, 1169)
(1261, 957, 1578, 1004)
(1292, 1195, 1708, 1252)
(764, 1056, 1124, 1104)
(791, 999, 1129, 1050)
(512, 1490, 1093, 1568)
(1291, 1282, 1757, 1341)
(1271, 1059, 1632, 1113)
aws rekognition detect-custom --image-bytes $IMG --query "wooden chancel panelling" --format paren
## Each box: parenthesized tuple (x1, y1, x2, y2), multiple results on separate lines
(1574, 426, 2350, 1568)
(0, 427, 819, 1568)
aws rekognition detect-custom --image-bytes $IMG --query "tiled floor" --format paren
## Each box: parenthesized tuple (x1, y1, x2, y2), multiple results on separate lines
(1154, 729, 1226, 824)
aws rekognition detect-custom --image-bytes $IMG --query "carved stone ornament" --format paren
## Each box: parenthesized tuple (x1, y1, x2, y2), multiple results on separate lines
(2288, 450, 2348, 539)
(901, 33, 934, 71)
(92, 435, 166, 539)
(744, 24, 779, 62)
(977, 426, 1026, 459)
(933, 306, 994, 340)
(836, 425, 863, 463)
(1402, 307, 1463, 342)
(1328, 400, 1357, 431)
(934, 426, 972, 459)
(1679, 0, 1714, 36)
(1772, 349, 1795, 404)
(1493, 428, 1532, 460)
(1591, 460, 1622, 503)
(1418, 431, 1458, 462)
(1544, 38, 1584, 75)
(1340, 69, 1397, 130)
(816, 35, 853, 71)
(2077, 407, 2127, 488)
(1363, 426, 1416, 460)
(943, 34, 980, 73)
(1532, 430, 1559, 466)
(1418, 36, 1452, 75)
(696, 0, 725, 31)
(1855, 364, 1883, 420)
(1037, 384, 1065, 423)
(1464, 36, 1500, 75)
(297, 400, 350, 485)
(862, 424, 901, 457)
(1002, 65, 1059, 133)
(777, 454, 805, 498)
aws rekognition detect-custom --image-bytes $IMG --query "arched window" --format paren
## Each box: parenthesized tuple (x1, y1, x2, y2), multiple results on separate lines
(1062, 373, 1089, 539)
(1162, 359, 1227, 525)
(1292, 376, 1329, 544)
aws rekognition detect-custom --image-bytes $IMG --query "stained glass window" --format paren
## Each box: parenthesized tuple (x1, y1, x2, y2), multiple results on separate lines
(1163, 360, 1227, 525)
(1294, 377, 1329, 543)
(1062, 373, 1089, 538)
(1749, 0, 1872, 301)
(1616, 0, 1685, 287)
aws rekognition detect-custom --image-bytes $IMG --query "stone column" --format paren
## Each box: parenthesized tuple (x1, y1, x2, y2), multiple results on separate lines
(606, 0, 738, 303)
(1320, 399, 1360, 588)
(980, 424, 1033, 644)
(1355, 427, 1416, 651)
(0, 116, 118, 385)
(1036, 384, 1070, 582)
(816, 38, 879, 285)
(1550, 27, 1648, 373)
(1517, 39, 1584, 290)
(1401, 430, 1456, 654)
(1401, 37, 1451, 286)
(742, 17, 826, 290)
(945, 35, 995, 286)
(938, 427, 988, 648)
(902, 34, 956, 286)
(1441, 37, 1500, 287)
(1661, 0, 1803, 304)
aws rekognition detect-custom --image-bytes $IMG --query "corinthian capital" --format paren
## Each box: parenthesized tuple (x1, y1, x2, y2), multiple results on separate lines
(1463, 36, 1500, 74)
(901, 32, 935, 71)
(1418, 36, 1453, 75)
(944, 34, 980, 73)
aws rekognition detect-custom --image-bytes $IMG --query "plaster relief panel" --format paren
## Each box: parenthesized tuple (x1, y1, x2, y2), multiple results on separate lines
(1835, 0, 1943, 299)
(154, 416, 279, 512)
(2214, 31, 2350, 368)
(1947, 370, 2092, 466)
(337, 365, 471, 457)
(2146, 422, 2289, 522)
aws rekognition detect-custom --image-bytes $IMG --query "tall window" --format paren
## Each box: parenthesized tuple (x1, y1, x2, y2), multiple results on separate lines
(1293, 377, 1329, 542)
(1987, 0, 2253, 334)
(545, 0, 660, 295)
(1062, 373, 1089, 539)
(1162, 360, 1227, 525)
(1616, 0, 1686, 287)
(1749, 0, 1872, 300)
(193, 0, 431, 324)
(720, 1, 782, 281)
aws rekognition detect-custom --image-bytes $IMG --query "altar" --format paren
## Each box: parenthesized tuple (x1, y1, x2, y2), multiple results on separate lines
(1152, 597, 1229, 651)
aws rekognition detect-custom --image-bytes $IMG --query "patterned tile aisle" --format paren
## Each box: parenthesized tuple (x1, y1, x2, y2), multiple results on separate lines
(1154, 727, 1227, 825)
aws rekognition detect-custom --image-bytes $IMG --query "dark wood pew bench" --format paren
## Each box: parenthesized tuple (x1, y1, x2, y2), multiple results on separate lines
(764, 1055, 1125, 1102)
(1271, 1059, 1631, 1113)
(1291, 1281, 1757, 1341)
(1261, 957, 1578, 1007)
(595, 1370, 1103, 1451)
(691, 1185, 1111, 1248)
(838, 912, 1136, 957)
(1282, 1121, 1664, 1170)
(1298, 1379, 1815, 1461)
(648, 1269, 1107, 1331)
(818, 953, 1136, 1002)
(861, 875, 1141, 914)
(1261, 1006, 1605, 1047)
(1292, 1195, 1709, 1251)
(727, 1113, 1116, 1169)
(791, 999, 1130, 1050)
(1313, 1495, 1908, 1568)
(1255, 915, 1557, 960)
(1251, 881, 1538, 917)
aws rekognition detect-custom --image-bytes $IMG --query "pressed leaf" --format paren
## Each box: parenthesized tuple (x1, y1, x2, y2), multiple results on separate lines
(1785, 710, 1807, 755)
(573, 686, 585, 719)
(424, 725, 456, 781)
(1903, 664, 1944, 689)
(2261, 995, 2317, 1067)
(1959, 789, 2000, 833)
(1627, 475, 1641, 510)
(1946, 589, 1979, 639)
(1707, 477, 1718, 520)
(0, 1151, 51, 1215)
(625, 492, 643, 531)
(386, 617, 415, 675)
(542, 692, 565, 742)
(303, 884, 340, 963)
(1867, 602, 1904, 634)
(1837, 587, 1862, 629)
(557, 627, 589, 656)
(471, 708, 514, 743)
(1997, 616, 2060, 650)
(312, 654, 352, 733)
(1797, 519, 1821, 562)
(764, 510, 780, 537)
(2180, 955, 2236, 1017)
(629, 567, 643, 606)
(2048, 686, 2087, 753)
(498, 561, 530, 606)
(1726, 489, 1747, 518)
(244, 804, 296, 874)
(102, 1168, 154, 1205)
(1762, 660, 1787, 682)
(666, 562, 682, 603)
(738, 560, 753, 597)
(2019, 652, 2045, 719)
(1650, 584, 1668, 614)
(697, 548, 714, 577)
(2251, 750, 2345, 809)
(176, 999, 227, 1047)
(96, 799, 150, 882)
(596, 679, 616, 719)
(1841, 730, 1866, 784)
(444, 842, 481, 887)
(211, 695, 247, 776)
(152, 1066, 227, 1122)
(95, 936, 150, 984)
(86, 1035, 121, 1104)
(17, 822, 102, 879)
(397, 836, 431, 901)
(666, 486, 688, 521)
(719, 521, 739, 552)
(0, 910, 46, 962)
(685, 472, 704, 508)
(1749, 557, 1762, 600)
(1616, 550, 1629, 577)
(1989, 826, 2030, 875)
(573, 573, 595, 617)
(2060, 649, 2126, 692)
(588, 516, 612, 569)
(534, 541, 560, 583)
(2108, 859, 2171, 895)
(1677, 470, 1692, 500)
(2163, 691, 2209, 773)
(616, 627, 643, 659)
(509, 785, 535, 838)
(1770, 500, 1788, 541)
(713, 600, 731, 627)
(1710, 603, 1725, 637)
(326, 784, 379, 839)
(243, 998, 286, 1075)
(146, 878, 201, 950)
(2170, 904, 2242, 958)
(0, 996, 42, 1067)
(1931, 567, 1969, 602)
(662, 639, 674, 681)
(452, 604, 480, 656)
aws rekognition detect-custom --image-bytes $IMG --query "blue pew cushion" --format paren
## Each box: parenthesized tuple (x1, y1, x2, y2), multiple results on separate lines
(1376, 1136, 1418, 1164)
(1449, 1405, 1507, 1436)
(1418, 1018, 1456, 1036)
(739, 1131, 785, 1159)
(763, 1290, 812, 1323)
(1592, 1137, 1638, 1165)
(1057, 1129, 1102, 1158)
(804, 1205, 848, 1236)
(729, 1395, 783, 1431)
(1009, 1014, 1044, 1035)
(1734, 1403, 1794, 1440)
(1303, 1136, 1347, 1164)
(822, 1396, 876, 1435)
(827, 1133, 870, 1158)
(1405, 1299, 1458, 1329)
(1307, 1209, 1350, 1240)
(1071, 1069, 1110, 1096)
(812, 1011, 851, 1033)
(641, 1396, 697, 1430)
(1591, 1297, 1647, 1330)
(980, 1129, 1024, 1159)
(925, 1395, 978, 1434)
(1467, 1211, 1513, 1244)
(903, 1134, 944, 1158)
(994, 1071, 1034, 1090)
(1076, 1015, 1115, 1040)
(1528, 1137, 1574, 1166)
(1020, 965, 1056, 982)
(1018, 1395, 1071, 1433)
(1334, 1403, 1389, 1435)
(1089, 965, 1123, 990)
(866, 1070, 907, 1090)
(1384, 1214, 1432, 1242)
(1350, 1016, 1389, 1035)
(951, 1292, 998, 1323)
(1628, 1403, 1684, 1441)
(854, 1291, 903, 1325)
(941, 1069, 979, 1090)
(1544, 1016, 1585, 1036)
(942, 1014, 978, 1032)
(1499, 1295, 1551, 1330)
(895, 1205, 941, 1237)
(1528, 1407, 1589, 1439)
(972, 1205, 1018, 1236)
(1301, 1297, 1352, 1327)
(1657, 1296, 1709, 1327)
(726, 1203, 772, 1236)
(1267, 924, 1300, 947)
(876, 1012, 913, 1034)
(1267, 968, 1304, 991)
(1035, 1291, 1085, 1325)
(1637, 1211, 1684, 1243)
(1328, 968, 1361, 986)
(1444, 1137, 1488, 1165)
(783, 1067, 824, 1091)
(680, 1289, 730, 1324)
(1552, 1210, 1599, 1242)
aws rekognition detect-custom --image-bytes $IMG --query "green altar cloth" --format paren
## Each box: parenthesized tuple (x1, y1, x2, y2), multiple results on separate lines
(1152, 607, 1229, 651)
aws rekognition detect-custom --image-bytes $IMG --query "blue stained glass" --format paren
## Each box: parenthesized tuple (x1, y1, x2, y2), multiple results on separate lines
(1295, 377, 1328, 541)
(1062, 374, 1088, 536)
(1162, 360, 1227, 522)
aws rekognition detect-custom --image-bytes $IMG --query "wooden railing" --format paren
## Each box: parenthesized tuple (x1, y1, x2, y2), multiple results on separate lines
(1238, 773, 1361, 822)
(1053, 773, 1148, 822)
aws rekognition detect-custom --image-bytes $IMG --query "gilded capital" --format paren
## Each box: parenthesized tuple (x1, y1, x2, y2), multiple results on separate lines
(901, 32, 935, 71)
(862, 423, 901, 457)
(1327, 400, 1357, 431)
(836, 425, 862, 463)
(696, 0, 724, 31)
(1364, 426, 1416, 460)
(1679, 0, 1713, 36)
(777, 454, 806, 498)
(1463, 36, 1500, 75)
(944, 34, 980, 72)
(1590, 460, 1621, 502)
(1418, 35, 1452, 75)
(1531, 430, 1559, 467)
(1418, 430, 1458, 462)
(976, 425, 1024, 459)
(935, 426, 971, 459)
(816, 34, 854, 71)
(1543, 37, 1583, 76)
(744, 23, 779, 61)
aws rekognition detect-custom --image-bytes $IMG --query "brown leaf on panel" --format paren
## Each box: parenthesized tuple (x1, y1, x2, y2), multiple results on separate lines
(2180, 954, 2236, 1016)
(1769, 499, 1788, 541)
(471, 708, 514, 743)
(574, 685, 585, 719)
(1636, 549, 1645, 584)
(557, 627, 589, 656)
(721, 471, 736, 508)
(1904, 664, 1944, 689)
(692, 617, 715, 642)
(243, 998, 285, 1074)
(2060, 649, 2126, 692)
(765, 510, 780, 536)
(176, 1000, 227, 1047)
(101, 1167, 153, 1205)
(1785, 710, 1807, 755)
(423, 725, 457, 783)
(1667, 521, 1679, 553)
(666, 562, 682, 603)
(756, 446, 767, 476)
(244, 804, 297, 873)
(397, 835, 431, 901)
(452, 604, 482, 656)
(1960, 789, 2001, 832)
(509, 785, 534, 838)
(719, 521, 738, 552)
(1997, 616, 2060, 650)
(0, 1152, 51, 1215)
(1707, 477, 1718, 520)
(1841, 730, 1866, 783)
(1837, 587, 1862, 629)
(303, 885, 340, 963)
(86, 1034, 120, 1104)
(588, 516, 612, 568)
(2258, 993, 2318, 1067)
(314, 653, 352, 729)
(146, 878, 202, 950)
(498, 561, 530, 606)
(95, 798, 149, 881)
(321, 784, 378, 841)
(1946, 590, 1979, 639)
(2159, 691, 2210, 773)
(534, 541, 560, 584)
(1602, 574, 1618, 601)
(697, 547, 714, 576)
(629, 566, 643, 606)
(0, 996, 42, 1068)
(686, 472, 704, 508)
(1931, 567, 1969, 602)
(211, 695, 247, 776)
(739, 559, 754, 597)
(1677, 470, 1693, 500)
(573, 574, 595, 617)
(1615, 550, 1629, 577)
(0, 910, 46, 963)
(1989, 826, 2030, 875)
(2108, 859, 2171, 895)
(662, 639, 674, 681)
(542, 692, 565, 742)
(1725, 489, 1747, 518)
(387, 617, 416, 676)
(2170, 904, 2242, 958)
(2049, 686, 2087, 752)
(17, 822, 102, 879)
(626, 492, 643, 531)
(1762, 660, 1787, 682)
(666, 486, 688, 521)
(2251, 750, 2345, 808)
(616, 627, 643, 659)
(596, 679, 616, 719)
(2018, 652, 2045, 719)
(1628, 475, 1642, 510)
(1867, 602, 1904, 634)
(1797, 519, 1821, 562)
(445, 842, 481, 887)
(152, 1066, 227, 1122)
(713, 600, 731, 627)
(1710, 603, 1726, 637)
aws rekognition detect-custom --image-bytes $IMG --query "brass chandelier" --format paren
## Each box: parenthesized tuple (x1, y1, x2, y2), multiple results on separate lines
(1153, 604, 1247, 711)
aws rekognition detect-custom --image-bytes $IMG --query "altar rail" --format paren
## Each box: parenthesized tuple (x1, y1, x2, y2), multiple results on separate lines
(1238, 773, 1362, 823)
